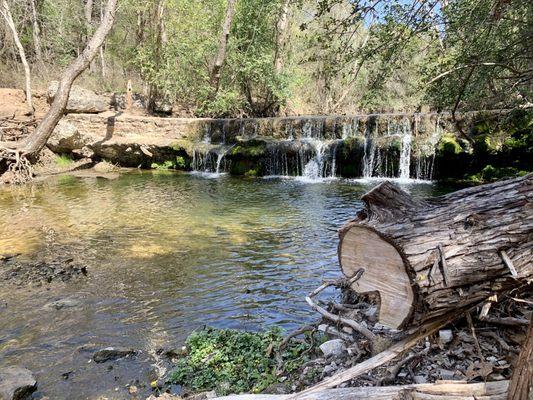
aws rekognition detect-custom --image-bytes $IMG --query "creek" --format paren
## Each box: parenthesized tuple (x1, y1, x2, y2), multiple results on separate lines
(0, 172, 454, 399)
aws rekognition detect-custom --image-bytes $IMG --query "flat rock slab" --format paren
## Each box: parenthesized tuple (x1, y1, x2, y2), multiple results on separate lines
(0, 366, 37, 400)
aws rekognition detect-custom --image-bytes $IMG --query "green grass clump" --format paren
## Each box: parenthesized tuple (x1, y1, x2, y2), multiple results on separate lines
(167, 328, 311, 396)
(55, 154, 74, 167)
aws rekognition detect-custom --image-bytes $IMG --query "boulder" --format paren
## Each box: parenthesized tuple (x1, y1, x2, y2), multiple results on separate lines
(0, 366, 37, 400)
(47, 120, 88, 153)
(47, 81, 109, 113)
(93, 347, 136, 363)
(318, 339, 346, 358)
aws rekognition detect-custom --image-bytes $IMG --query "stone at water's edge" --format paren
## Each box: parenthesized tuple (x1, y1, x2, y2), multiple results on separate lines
(93, 347, 136, 363)
(319, 339, 346, 358)
(47, 81, 110, 114)
(0, 367, 37, 400)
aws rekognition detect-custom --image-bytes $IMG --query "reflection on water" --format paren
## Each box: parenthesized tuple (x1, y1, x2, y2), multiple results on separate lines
(0, 171, 447, 399)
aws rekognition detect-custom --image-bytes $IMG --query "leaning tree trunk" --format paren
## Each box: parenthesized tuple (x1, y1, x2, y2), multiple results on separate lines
(338, 174, 532, 329)
(508, 317, 532, 400)
(1, 0, 117, 158)
(0, 0, 34, 115)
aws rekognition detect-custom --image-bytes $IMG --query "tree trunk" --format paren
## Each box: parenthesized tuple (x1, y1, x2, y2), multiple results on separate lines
(29, 0, 44, 66)
(85, 0, 96, 72)
(1, 0, 34, 115)
(210, 0, 236, 93)
(507, 317, 532, 400)
(338, 174, 533, 329)
(274, 0, 290, 74)
(99, 0, 106, 77)
(1, 0, 117, 157)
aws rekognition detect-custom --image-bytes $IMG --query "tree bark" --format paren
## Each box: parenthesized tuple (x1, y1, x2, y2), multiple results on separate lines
(210, 0, 236, 93)
(215, 381, 510, 400)
(1, 0, 34, 115)
(338, 174, 533, 329)
(1, 0, 117, 157)
(147, 0, 167, 111)
(85, 0, 96, 72)
(507, 317, 532, 400)
(99, 0, 106, 77)
(274, 0, 290, 74)
(29, 0, 44, 66)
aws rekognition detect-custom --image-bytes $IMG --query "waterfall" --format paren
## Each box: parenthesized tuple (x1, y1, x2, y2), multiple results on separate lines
(362, 136, 377, 178)
(190, 113, 446, 181)
(399, 132, 412, 180)
(215, 145, 234, 174)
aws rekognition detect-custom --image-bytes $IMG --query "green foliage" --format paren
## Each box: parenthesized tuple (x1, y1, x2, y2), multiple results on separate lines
(55, 154, 74, 167)
(168, 327, 311, 395)
(438, 134, 464, 155)
(3, 0, 531, 116)
(466, 165, 528, 184)
(151, 156, 187, 170)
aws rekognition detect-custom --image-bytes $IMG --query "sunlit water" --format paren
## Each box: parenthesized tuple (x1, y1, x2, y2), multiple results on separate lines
(0, 171, 451, 399)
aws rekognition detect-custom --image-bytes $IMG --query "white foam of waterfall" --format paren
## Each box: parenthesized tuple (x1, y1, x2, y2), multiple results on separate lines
(362, 136, 376, 178)
(215, 144, 234, 174)
(399, 132, 412, 180)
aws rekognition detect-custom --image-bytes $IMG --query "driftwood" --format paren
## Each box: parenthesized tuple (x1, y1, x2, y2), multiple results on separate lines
(213, 380, 509, 400)
(305, 270, 377, 342)
(338, 174, 533, 329)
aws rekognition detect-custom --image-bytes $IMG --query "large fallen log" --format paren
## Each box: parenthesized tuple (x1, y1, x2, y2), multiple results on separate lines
(338, 174, 533, 329)
(212, 380, 509, 400)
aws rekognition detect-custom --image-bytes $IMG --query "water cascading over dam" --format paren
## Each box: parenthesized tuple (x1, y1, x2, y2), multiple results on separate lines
(189, 113, 445, 181)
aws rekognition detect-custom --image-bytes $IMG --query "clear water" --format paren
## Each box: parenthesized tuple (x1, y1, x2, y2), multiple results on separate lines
(0, 171, 449, 399)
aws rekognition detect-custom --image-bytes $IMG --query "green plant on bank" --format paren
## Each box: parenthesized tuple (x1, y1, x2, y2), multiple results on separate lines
(55, 154, 74, 167)
(151, 156, 187, 170)
(167, 327, 313, 395)
(466, 165, 529, 184)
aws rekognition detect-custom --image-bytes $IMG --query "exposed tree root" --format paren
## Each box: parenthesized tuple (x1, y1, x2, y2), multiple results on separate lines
(0, 146, 33, 184)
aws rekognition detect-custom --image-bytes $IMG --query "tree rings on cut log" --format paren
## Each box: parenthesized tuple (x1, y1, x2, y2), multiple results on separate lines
(339, 225, 413, 329)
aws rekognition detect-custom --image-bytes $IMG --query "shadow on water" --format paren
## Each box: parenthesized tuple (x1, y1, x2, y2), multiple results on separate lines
(0, 171, 450, 399)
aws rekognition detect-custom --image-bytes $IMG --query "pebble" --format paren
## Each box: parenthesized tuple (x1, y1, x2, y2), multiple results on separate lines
(439, 329, 453, 344)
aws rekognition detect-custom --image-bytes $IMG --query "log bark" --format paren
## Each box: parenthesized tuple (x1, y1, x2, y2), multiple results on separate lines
(1, 0, 117, 158)
(213, 380, 509, 400)
(1, 0, 34, 114)
(210, 0, 236, 93)
(507, 316, 532, 400)
(338, 174, 533, 329)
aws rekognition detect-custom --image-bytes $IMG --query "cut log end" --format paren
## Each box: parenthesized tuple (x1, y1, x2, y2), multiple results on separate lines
(339, 225, 414, 329)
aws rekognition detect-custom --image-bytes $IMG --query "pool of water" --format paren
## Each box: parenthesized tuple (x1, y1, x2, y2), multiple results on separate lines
(0, 171, 450, 399)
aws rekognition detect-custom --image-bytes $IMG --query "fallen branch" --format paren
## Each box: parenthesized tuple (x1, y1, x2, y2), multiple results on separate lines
(305, 269, 376, 342)
(287, 311, 466, 399)
(478, 316, 530, 327)
(212, 380, 509, 400)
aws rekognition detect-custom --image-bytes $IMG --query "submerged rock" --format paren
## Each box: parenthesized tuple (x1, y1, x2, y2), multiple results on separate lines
(0, 256, 88, 287)
(93, 347, 136, 363)
(319, 339, 346, 358)
(0, 366, 37, 400)
(44, 298, 82, 310)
